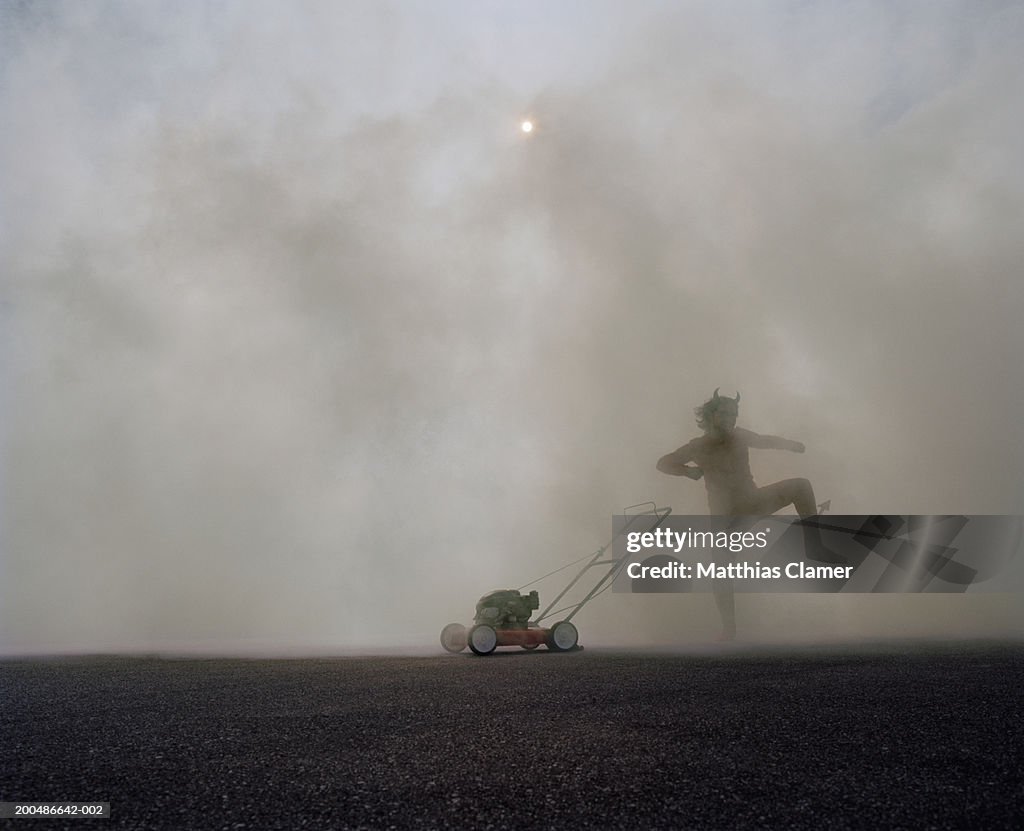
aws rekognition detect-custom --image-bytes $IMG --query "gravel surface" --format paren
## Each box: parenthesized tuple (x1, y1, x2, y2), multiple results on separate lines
(2, 641, 1022, 830)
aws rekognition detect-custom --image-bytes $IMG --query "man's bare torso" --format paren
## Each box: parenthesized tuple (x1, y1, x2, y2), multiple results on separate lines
(675, 427, 759, 513)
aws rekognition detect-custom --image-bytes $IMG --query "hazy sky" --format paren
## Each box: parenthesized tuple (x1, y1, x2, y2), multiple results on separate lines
(2, 1, 1022, 653)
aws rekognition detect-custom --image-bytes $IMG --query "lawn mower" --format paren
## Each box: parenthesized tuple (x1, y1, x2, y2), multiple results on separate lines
(440, 503, 671, 655)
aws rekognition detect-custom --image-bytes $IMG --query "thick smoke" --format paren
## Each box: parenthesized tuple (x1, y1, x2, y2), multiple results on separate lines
(2, 2, 1022, 653)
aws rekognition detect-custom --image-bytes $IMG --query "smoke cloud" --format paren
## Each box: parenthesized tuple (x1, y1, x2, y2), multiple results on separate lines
(2, 1, 1022, 652)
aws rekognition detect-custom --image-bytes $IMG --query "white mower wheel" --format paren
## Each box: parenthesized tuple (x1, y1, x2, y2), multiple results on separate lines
(468, 624, 498, 656)
(546, 621, 579, 652)
(440, 622, 467, 653)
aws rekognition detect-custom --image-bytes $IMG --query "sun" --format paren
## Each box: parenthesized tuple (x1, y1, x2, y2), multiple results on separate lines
(520, 120, 534, 134)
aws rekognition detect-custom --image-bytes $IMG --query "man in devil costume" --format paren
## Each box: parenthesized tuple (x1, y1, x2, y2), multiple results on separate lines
(657, 389, 843, 640)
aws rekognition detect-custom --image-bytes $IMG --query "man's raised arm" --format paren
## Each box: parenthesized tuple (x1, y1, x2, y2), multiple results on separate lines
(657, 444, 703, 479)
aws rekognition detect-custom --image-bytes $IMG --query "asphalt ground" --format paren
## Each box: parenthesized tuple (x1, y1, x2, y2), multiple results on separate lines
(1, 641, 1021, 830)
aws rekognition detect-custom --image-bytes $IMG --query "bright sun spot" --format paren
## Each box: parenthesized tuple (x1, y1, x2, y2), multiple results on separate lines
(521, 120, 534, 133)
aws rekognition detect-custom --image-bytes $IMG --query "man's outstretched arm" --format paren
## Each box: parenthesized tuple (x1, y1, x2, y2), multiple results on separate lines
(657, 445, 704, 479)
(741, 428, 804, 453)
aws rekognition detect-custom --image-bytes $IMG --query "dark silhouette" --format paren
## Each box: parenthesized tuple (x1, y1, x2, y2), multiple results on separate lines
(657, 389, 843, 640)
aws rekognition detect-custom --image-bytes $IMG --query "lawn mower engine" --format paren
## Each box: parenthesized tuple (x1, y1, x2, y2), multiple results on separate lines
(474, 589, 539, 629)
(440, 588, 579, 656)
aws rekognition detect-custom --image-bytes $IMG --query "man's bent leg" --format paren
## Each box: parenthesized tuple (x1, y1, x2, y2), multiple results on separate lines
(747, 478, 817, 517)
(750, 479, 845, 565)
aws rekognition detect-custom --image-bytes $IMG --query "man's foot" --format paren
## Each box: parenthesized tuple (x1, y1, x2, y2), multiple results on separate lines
(799, 518, 848, 565)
